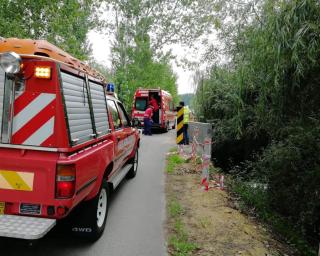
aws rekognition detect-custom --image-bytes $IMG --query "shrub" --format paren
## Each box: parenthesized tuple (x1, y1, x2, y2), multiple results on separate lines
(255, 125, 320, 245)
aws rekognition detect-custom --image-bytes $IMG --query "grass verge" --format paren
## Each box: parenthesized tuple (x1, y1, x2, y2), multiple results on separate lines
(166, 152, 185, 174)
(167, 199, 198, 256)
(165, 150, 296, 255)
(166, 152, 198, 256)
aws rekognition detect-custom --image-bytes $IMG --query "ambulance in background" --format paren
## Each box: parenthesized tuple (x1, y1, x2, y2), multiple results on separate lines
(132, 88, 176, 132)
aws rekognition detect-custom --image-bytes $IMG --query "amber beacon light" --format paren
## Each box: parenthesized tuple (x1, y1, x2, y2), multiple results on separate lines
(35, 66, 51, 79)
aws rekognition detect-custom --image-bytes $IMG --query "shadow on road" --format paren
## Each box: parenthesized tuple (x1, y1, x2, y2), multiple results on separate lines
(0, 177, 132, 256)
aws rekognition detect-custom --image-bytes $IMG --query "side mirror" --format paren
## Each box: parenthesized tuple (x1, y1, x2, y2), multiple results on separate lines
(131, 118, 141, 127)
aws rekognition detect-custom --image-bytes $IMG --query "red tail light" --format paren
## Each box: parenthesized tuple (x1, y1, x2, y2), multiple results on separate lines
(55, 164, 76, 199)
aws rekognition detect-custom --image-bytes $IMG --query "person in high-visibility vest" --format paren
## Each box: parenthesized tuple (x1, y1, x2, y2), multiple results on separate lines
(179, 101, 190, 145)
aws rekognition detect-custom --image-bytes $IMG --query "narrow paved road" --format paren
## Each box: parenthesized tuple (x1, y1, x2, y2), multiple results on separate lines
(0, 130, 175, 256)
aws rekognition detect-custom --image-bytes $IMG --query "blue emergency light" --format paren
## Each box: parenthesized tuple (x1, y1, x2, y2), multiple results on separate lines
(106, 83, 115, 93)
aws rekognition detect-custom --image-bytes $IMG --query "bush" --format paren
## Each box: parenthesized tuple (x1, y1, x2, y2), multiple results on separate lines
(255, 125, 320, 245)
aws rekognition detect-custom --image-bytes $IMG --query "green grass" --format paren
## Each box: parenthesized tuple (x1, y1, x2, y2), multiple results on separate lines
(169, 235, 198, 256)
(168, 199, 184, 218)
(166, 153, 185, 174)
(168, 199, 198, 256)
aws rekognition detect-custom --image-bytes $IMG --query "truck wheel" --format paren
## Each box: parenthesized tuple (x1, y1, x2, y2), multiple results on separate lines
(127, 149, 138, 179)
(71, 180, 109, 242)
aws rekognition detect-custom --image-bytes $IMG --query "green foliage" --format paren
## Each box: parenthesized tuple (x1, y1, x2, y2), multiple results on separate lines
(194, 66, 243, 140)
(229, 179, 316, 256)
(168, 199, 198, 256)
(168, 199, 184, 218)
(166, 153, 185, 174)
(106, 0, 225, 109)
(0, 0, 101, 59)
(179, 93, 194, 109)
(194, 0, 320, 252)
(169, 234, 198, 256)
(111, 15, 178, 108)
(254, 125, 320, 243)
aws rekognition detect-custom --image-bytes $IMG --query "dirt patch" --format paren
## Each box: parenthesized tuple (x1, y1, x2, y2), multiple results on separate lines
(165, 161, 293, 256)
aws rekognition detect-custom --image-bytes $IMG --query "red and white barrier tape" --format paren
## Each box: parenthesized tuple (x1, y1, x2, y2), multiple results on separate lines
(176, 129, 224, 191)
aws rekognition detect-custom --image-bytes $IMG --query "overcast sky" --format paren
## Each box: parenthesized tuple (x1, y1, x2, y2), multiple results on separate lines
(88, 30, 196, 95)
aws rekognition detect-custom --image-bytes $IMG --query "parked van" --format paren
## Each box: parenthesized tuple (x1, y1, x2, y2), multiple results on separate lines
(132, 88, 175, 131)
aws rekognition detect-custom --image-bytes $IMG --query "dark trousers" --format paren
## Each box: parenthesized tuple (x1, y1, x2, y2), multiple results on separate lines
(183, 124, 189, 145)
(143, 117, 152, 135)
(152, 109, 159, 123)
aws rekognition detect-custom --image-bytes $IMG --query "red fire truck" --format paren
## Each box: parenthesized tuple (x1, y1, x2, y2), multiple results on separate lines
(0, 38, 140, 241)
(132, 88, 176, 131)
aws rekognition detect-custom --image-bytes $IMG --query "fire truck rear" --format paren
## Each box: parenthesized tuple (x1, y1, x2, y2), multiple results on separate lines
(132, 88, 176, 131)
(0, 38, 140, 241)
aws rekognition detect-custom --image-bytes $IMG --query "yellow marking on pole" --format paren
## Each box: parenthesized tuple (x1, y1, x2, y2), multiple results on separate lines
(177, 121, 184, 131)
(176, 133, 183, 144)
(0, 170, 34, 191)
(176, 106, 184, 144)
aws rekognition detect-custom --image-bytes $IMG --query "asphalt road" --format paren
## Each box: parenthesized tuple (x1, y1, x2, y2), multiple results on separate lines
(0, 130, 175, 256)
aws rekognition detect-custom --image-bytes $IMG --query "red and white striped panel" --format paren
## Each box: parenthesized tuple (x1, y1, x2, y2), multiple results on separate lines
(11, 93, 56, 147)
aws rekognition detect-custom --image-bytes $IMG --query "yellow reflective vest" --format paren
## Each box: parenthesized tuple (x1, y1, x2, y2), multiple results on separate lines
(183, 106, 190, 124)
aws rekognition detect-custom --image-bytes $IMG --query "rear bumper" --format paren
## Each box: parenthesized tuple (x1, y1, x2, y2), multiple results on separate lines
(0, 214, 56, 240)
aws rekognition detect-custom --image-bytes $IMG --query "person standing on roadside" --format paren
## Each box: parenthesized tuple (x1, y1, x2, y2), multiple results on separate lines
(143, 104, 154, 135)
(179, 101, 190, 145)
(149, 95, 159, 123)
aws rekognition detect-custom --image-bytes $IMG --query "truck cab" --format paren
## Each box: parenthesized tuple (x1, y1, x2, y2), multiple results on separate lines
(0, 38, 140, 241)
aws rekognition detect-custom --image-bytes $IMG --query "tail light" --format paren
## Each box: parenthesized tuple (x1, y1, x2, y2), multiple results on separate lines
(55, 164, 76, 199)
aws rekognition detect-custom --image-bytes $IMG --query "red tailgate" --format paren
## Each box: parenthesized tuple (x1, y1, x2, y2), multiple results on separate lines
(0, 148, 58, 204)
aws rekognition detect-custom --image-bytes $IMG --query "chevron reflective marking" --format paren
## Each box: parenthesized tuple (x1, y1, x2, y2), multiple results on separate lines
(177, 121, 184, 131)
(22, 117, 55, 146)
(11, 93, 56, 146)
(0, 170, 34, 191)
(176, 133, 183, 144)
(176, 107, 184, 144)
(12, 93, 55, 134)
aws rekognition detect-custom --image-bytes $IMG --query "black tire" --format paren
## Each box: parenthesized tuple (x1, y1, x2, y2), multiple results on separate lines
(126, 149, 139, 179)
(70, 180, 109, 242)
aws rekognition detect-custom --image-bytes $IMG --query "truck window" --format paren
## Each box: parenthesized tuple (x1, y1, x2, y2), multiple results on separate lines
(117, 102, 130, 127)
(135, 97, 147, 111)
(107, 100, 122, 130)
